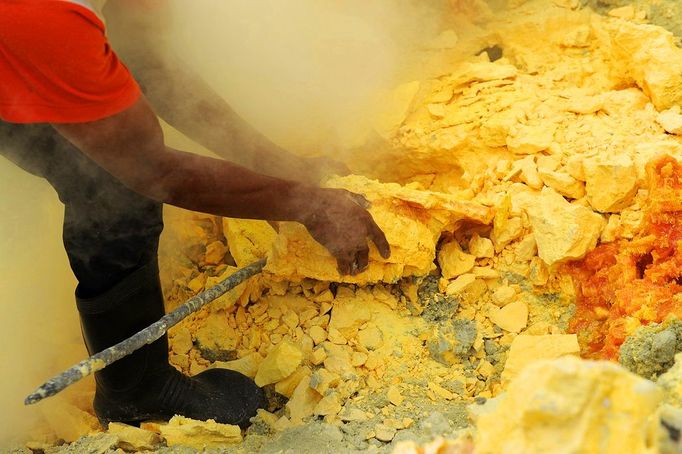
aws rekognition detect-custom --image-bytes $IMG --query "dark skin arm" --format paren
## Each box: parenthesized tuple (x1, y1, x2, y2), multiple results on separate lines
(102, 1, 346, 185)
(52, 95, 390, 274)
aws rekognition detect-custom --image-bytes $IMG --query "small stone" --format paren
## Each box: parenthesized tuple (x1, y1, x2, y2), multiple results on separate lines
(506, 123, 556, 155)
(438, 241, 475, 279)
(351, 351, 368, 367)
(310, 347, 328, 366)
(538, 170, 585, 199)
(328, 297, 371, 339)
(328, 327, 347, 345)
(339, 407, 368, 422)
(469, 234, 494, 258)
(286, 376, 323, 423)
(657, 106, 682, 135)
(211, 352, 262, 379)
(428, 381, 455, 400)
(314, 393, 342, 417)
(358, 326, 383, 350)
(364, 352, 384, 371)
(490, 300, 528, 333)
(255, 340, 303, 387)
(309, 325, 327, 345)
(446, 274, 477, 295)
(387, 386, 404, 406)
(374, 424, 397, 442)
(171, 327, 193, 355)
(310, 369, 341, 395)
(108, 423, 161, 451)
(275, 366, 311, 398)
(491, 286, 516, 306)
(159, 416, 241, 449)
(282, 311, 300, 330)
(204, 241, 227, 265)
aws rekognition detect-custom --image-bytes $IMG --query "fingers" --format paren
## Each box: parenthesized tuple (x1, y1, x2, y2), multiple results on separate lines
(355, 247, 369, 273)
(345, 191, 371, 209)
(366, 216, 391, 259)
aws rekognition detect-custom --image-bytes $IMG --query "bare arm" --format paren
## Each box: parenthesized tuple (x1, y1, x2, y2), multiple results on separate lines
(53, 96, 389, 273)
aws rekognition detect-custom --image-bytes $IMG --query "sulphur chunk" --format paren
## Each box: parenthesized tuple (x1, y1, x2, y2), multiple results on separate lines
(159, 416, 241, 449)
(506, 123, 556, 154)
(491, 285, 516, 306)
(538, 169, 585, 199)
(522, 188, 604, 265)
(107, 423, 161, 452)
(446, 273, 477, 295)
(328, 295, 371, 339)
(438, 240, 475, 279)
(489, 300, 528, 333)
(254, 340, 303, 387)
(657, 106, 682, 135)
(212, 352, 263, 379)
(583, 155, 638, 212)
(501, 334, 580, 383)
(468, 234, 494, 258)
(286, 375, 322, 424)
(223, 218, 277, 266)
(476, 357, 662, 454)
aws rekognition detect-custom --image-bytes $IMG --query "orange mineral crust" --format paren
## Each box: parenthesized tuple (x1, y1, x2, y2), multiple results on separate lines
(568, 156, 682, 359)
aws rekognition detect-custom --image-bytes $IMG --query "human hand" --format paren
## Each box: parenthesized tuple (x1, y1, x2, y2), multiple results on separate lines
(299, 188, 391, 275)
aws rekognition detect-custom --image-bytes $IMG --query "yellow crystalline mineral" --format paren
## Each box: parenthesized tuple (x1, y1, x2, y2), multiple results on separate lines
(107, 423, 161, 452)
(468, 233, 494, 258)
(286, 376, 322, 424)
(437, 240, 475, 279)
(583, 154, 638, 212)
(506, 123, 556, 155)
(212, 352, 263, 379)
(489, 300, 528, 333)
(265, 175, 491, 283)
(254, 340, 303, 387)
(223, 218, 277, 266)
(476, 357, 662, 454)
(657, 106, 682, 135)
(328, 294, 371, 339)
(501, 334, 580, 383)
(159, 416, 241, 449)
(521, 187, 604, 265)
(601, 19, 682, 110)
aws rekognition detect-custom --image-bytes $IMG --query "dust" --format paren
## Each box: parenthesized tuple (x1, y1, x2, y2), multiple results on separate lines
(0, 158, 86, 446)
(162, 0, 450, 156)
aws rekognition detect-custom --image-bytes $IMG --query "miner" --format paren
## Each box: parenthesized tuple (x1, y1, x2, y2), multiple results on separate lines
(0, 1, 390, 427)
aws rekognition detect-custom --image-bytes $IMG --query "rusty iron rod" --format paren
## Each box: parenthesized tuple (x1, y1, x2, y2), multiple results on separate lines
(25, 258, 266, 406)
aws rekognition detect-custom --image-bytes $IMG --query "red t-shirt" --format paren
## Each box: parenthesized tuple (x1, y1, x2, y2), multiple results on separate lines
(0, 0, 141, 123)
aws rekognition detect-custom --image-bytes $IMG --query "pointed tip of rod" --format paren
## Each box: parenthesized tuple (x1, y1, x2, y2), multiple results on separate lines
(24, 393, 41, 406)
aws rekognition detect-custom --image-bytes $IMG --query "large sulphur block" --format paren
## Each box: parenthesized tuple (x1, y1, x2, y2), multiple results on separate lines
(254, 340, 303, 387)
(520, 187, 604, 265)
(265, 175, 492, 283)
(476, 356, 662, 454)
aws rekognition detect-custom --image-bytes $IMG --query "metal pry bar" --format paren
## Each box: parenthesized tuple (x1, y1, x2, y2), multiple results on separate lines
(24, 258, 266, 406)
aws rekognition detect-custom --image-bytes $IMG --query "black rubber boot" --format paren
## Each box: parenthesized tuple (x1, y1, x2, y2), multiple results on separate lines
(76, 260, 266, 428)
